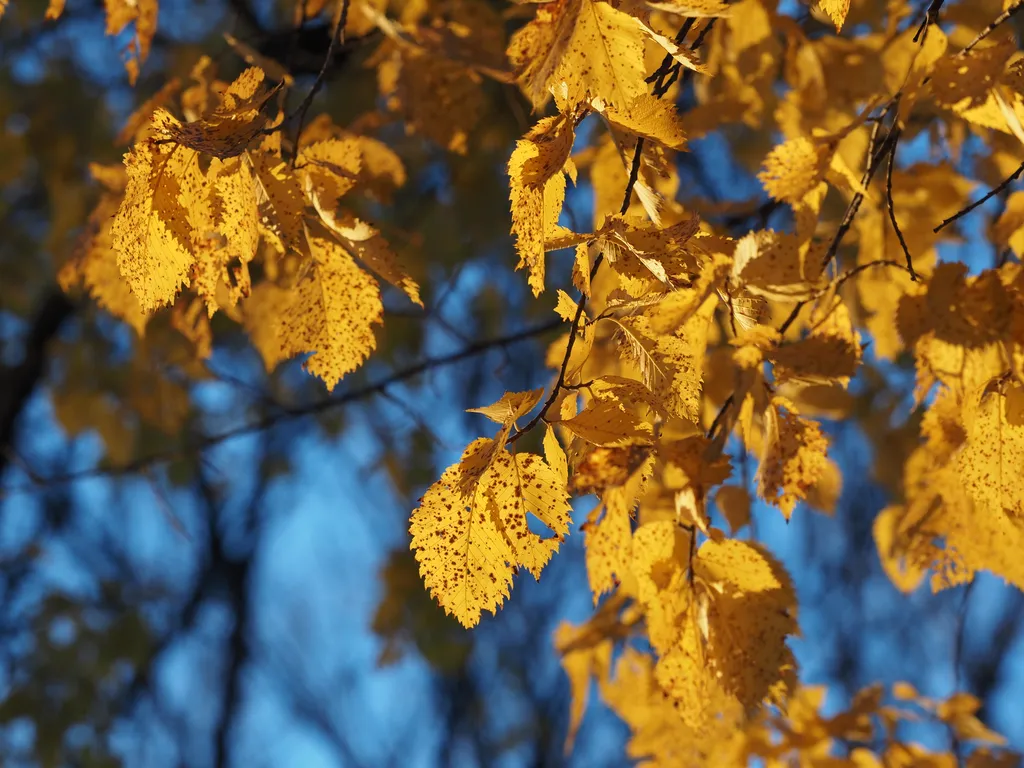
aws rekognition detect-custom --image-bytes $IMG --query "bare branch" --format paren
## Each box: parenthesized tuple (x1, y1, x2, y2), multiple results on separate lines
(885, 129, 918, 281)
(960, 0, 1024, 55)
(0, 319, 561, 495)
(934, 161, 1024, 233)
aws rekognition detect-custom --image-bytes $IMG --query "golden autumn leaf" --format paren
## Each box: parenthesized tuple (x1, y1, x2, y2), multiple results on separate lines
(509, 113, 576, 295)
(507, 0, 647, 110)
(111, 142, 197, 312)
(271, 230, 384, 391)
(612, 294, 716, 423)
(583, 501, 633, 600)
(467, 388, 545, 426)
(554, 620, 612, 753)
(654, 538, 798, 731)
(956, 382, 1024, 520)
(410, 441, 571, 627)
(817, 0, 850, 31)
(151, 68, 273, 159)
(757, 397, 830, 519)
(758, 137, 831, 204)
(193, 156, 260, 314)
(560, 395, 653, 446)
(771, 297, 862, 385)
(248, 149, 307, 256)
(105, 0, 158, 83)
(59, 170, 148, 336)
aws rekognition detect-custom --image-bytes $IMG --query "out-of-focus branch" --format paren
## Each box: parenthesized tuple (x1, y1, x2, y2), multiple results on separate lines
(0, 318, 562, 495)
(0, 290, 76, 481)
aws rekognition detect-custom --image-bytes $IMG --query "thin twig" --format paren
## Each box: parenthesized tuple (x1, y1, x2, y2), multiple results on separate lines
(885, 128, 917, 281)
(778, 259, 913, 336)
(960, 0, 1024, 55)
(290, 0, 352, 161)
(706, 394, 734, 442)
(913, 0, 945, 43)
(821, 113, 900, 270)
(645, 17, 696, 84)
(934, 161, 1024, 233)
(1, 319, 562, 496)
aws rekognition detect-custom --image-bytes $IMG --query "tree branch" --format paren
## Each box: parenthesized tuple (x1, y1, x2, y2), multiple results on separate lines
(0, 318, 562, 495)
(0, 290, 76, 482)
(960, 0, 1024, 55)
(885, 128, 918, 281)
(934, 161, 1024, 233)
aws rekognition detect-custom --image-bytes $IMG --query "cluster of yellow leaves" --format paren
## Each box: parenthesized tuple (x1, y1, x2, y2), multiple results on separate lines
(556, 648, 1018, 768)
(410, 0, 882, 745)
(61, 61, 420, 391)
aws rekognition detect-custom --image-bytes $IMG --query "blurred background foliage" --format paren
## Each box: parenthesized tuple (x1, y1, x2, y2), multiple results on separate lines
(2, 0, 1024, 765)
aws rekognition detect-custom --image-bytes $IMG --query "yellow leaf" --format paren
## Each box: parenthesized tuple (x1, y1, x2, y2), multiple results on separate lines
(410, 443, 571, 627)
(507, 0, 647, 110)
(590, 375, 669, 418)
(758, 137, 831, 205)
(994, 191, 1024, 258)
(732, 230, 825, 301)
(554, 621, 611, 754)
(771, 298, 862, 385)
(509, 114, 575, 296)
(687, 539, 797, 712)
(613, 294, 715, 423)
(410, 461, 515, 627)
(595, 214, 702, 295)
(554, 289, 578, 322)
(956, 382, 1024, 520)
(376, 43, 483, 153)
(602, 95, 688, 150)
(467, 388, 545, 426)
(243, 282, 292, 374)
(632, 16, 708, 78)
(938, 692, 1007, 746)
(632, 520, 692, 654)
(111, 142, 196, 312)
(58, 184, 148, 336)
(104, 0, 158, 83)
(817, 0, 850, 31)
(714, 484, 751, 534)
(316, 210, 422, 307)
(570, 444, 653, 497)
(584, 502, 634, 600)
(299, 138, 362, 208)
(248, 149, 306, 256)
(655, 539, 798, 733)
(644, 0, 731, 14)
(560, 396, 653, 446)
(544, 424, 569, 484)
(757, 397, 830, 519)
(45, 0, 65, 20)
(276, 231, 384, 391)
(193, 156, 260, 315)
(151, 68, 273, 158)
